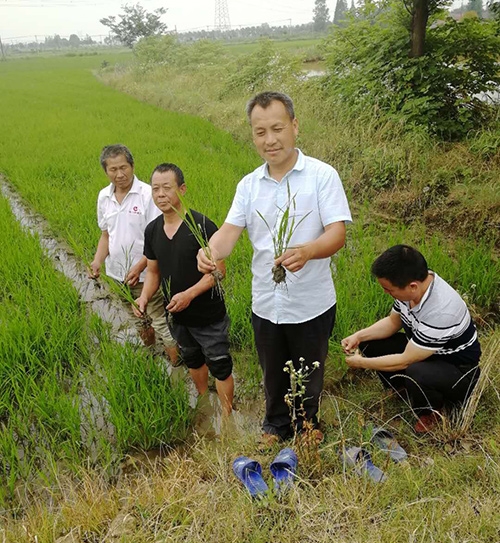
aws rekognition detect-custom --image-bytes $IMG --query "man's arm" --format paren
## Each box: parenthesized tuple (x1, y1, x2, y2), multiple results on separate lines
(342, 311, 436, 371)
(89, 230, 110, 278)
(133, 259, 161, 317)
(341, 312, 403, 353)
(168, 260, 226, 313)
(197, 223, 244, 273)
(274, 221, 346, 273)
(346, 341, 436, 372)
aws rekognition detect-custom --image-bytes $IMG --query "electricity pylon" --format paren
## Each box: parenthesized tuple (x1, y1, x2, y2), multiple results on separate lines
(214, 0, 231, 31)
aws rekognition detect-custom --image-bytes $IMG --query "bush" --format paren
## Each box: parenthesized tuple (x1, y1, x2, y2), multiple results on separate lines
(468, 129, 500, 161)
(222, 38, 302, 96)
(322, 2, 500, 140)
(134, 34, 179, 65)
(181, 39, 227, 68)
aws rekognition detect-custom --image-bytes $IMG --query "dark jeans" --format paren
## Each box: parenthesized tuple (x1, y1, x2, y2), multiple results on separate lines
(361, 334, 480, 414)
(252, 305, 336, 439)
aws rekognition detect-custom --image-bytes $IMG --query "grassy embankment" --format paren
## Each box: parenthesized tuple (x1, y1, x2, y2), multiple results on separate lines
(0, 50, 499, 541)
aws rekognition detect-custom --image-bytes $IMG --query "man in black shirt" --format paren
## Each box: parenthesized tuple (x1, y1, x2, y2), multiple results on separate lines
(134, 163, 234, 417)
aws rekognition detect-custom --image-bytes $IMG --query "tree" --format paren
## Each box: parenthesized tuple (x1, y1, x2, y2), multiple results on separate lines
(100, 3, 167, 48)
(313, 0, 331, 32)
(45, 34, 63, 49)
(69, 34, 81, 48)
(467, 0, 483, 16)
(323, 2, 500, 139)
(487, 0, 500, 20)
(81, 35, 95, 46)
(334, 0, 349, 24)
(408, 0, 447, 58)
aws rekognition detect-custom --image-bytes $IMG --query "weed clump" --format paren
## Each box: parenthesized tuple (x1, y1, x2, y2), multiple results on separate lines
(284, 357, 322, 478)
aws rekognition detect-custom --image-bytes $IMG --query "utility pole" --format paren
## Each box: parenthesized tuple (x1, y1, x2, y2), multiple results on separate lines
(214, 0, 231, 31)
(0, 36, 6, 61)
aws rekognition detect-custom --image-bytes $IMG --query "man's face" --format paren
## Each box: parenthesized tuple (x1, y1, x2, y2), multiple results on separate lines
(377, 277, 417, 302)
(151, 170, 185, 214)
(250, 100, 298, 173)
(104, 154, 134, 192)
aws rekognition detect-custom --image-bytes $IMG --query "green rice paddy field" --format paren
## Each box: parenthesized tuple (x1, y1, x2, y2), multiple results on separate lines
(0, 53, 499, 541)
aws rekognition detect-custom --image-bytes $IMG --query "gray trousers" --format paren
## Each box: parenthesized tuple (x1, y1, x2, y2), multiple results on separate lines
(125, 283, 175, 347)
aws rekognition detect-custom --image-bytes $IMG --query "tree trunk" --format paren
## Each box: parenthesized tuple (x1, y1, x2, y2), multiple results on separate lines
(410, 0, 429, 58)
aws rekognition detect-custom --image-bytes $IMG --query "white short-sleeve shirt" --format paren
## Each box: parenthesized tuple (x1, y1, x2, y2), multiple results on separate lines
(225, 149, 352, 324)
(97, 176, 161, 282)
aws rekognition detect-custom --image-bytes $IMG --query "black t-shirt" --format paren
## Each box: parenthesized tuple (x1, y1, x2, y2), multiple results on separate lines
(144, 210, 226, 327)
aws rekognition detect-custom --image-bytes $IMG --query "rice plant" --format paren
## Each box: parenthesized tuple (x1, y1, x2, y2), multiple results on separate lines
(256, 181, 311, 285)
(173, 188, 225, 296)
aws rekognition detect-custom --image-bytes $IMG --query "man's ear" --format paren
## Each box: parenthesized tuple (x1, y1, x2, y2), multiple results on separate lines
(409, 281, 419, 292)
(179, 183, 187, 196)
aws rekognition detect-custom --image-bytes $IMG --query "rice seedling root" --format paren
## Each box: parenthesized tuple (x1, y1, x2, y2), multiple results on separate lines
(272, 263, 287, 284)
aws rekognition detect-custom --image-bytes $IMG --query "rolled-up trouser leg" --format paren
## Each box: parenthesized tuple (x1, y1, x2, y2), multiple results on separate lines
(147, 289, 176, 347)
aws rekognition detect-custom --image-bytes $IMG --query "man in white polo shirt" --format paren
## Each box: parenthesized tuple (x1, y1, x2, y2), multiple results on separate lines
(197, 92, 352, 444)
(89, 144, 178, 364)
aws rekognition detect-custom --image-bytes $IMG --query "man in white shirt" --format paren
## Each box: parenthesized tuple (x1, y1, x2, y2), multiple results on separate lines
(197, 92, 351, 444)
(89, 144, 178, 364)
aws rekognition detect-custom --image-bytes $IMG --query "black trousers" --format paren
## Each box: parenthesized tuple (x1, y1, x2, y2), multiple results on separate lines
(252, 305, 336, 439)
(361, 334, 480, 414)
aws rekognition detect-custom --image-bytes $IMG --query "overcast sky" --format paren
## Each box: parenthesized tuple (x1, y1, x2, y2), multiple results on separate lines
(0, 0, 323, 41)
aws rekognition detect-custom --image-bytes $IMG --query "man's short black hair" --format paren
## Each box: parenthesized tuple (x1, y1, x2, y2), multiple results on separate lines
(371, 245, 429, 288)
(246, 91, 295, 121)
(100, 144, 134, 171)
(150, 163, 185, 187)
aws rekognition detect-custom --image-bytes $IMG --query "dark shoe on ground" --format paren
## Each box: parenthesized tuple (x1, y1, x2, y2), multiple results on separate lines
(414, 412, 442, 434)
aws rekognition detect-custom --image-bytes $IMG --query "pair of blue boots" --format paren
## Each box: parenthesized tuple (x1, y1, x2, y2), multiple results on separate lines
(233, 447, 297, 498)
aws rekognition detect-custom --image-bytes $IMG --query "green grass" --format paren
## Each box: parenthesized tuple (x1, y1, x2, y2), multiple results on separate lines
(221, 36, 323, 56)
(0, 54, 259, 349)
(102, 36, 500, 252)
